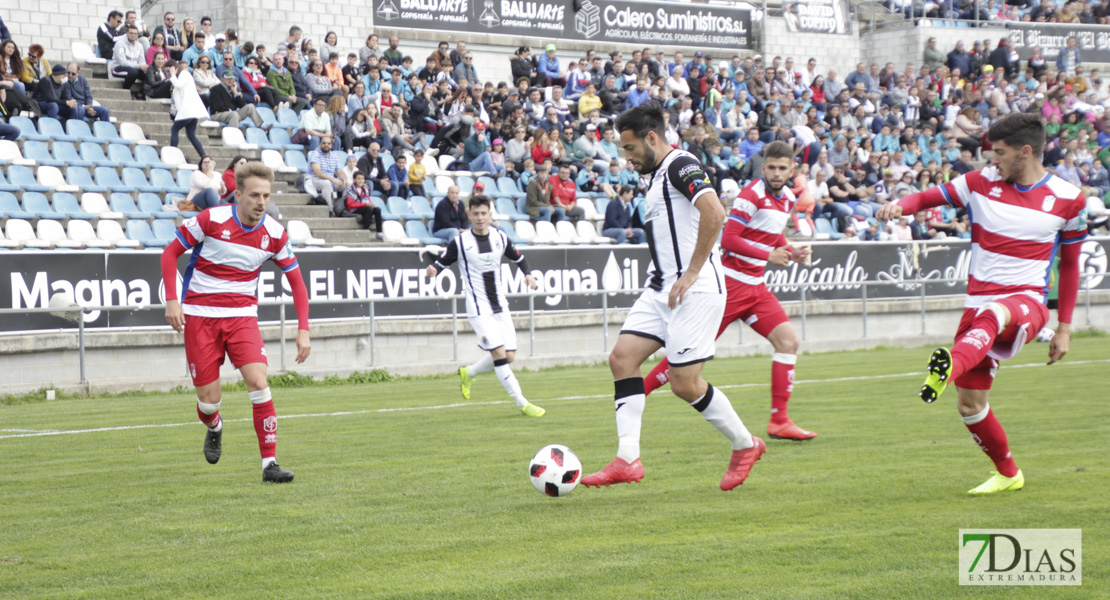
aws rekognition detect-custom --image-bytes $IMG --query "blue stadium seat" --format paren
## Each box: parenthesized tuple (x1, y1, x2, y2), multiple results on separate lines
(94, 167, 135, 193)
(814, 217, 844, 240)
(108, 145, 146, 168)
(126, 219, 166, 247)
(151, 219, 178, 243)
(22, 192, 64, 219)
(66, 166, 108, 193)
(22, 141, 63, 166)
(38, 118, 78, 143)
(66, 119, 100, 142)
(332, 150, 348, 166)
(110, 193, 151, 219)
(137, 193, 177, 218)
(384, 196, 409, 221)
(269, 128, 304, 151)
(79, 142, 119, 167)
(410, 196, 434, 219)
(52, 142, 94, 168)
(122, 167, 161, 193)
(134, 145, 174, 170)
(246, 127, 283, 150)
(496, 220, 527, 245)
(275, 107, 301, 130)
(52, 192, 95, 220)
(497, 176, 525, 199)
(594, 197, 609, 217)
(478, 176, 502, 197)
(457, 175, 475, 196)
(94, 121, 131, 145)
(515, 196, 527, 215)
(11, 116, 48, 141)
(381, 152, 395, 171)
(404, 220, 441, 245)
(255, 106, 278, 129)
(496, 197, 528, 221)
(284, 151, 309, 172)
(9, 166, 49, 192)
(176, 169, 192, 192)
(0, 191, 35, 218)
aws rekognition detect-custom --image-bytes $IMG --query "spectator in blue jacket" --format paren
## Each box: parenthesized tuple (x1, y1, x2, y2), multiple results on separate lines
(537, 43, 563, 87)
(603, 186, 646, 244)
(1055, 36, 1082, 75)
(738, 128, 765, 161)
(387, 154, 411, 198)
(625, 77, 650, 109)
(64, 63, 111, 122)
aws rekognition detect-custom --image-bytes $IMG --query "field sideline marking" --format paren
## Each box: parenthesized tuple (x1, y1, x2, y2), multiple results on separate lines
(2, 358, 1107, 441)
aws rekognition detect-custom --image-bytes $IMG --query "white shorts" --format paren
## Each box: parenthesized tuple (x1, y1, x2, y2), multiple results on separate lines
(620, 290, 726, 367)
(470, 311, 518, 352)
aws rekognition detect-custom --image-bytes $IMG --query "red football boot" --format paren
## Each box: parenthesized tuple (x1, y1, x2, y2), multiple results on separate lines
(767, 420, 818, 441)
(581, 457, 645, 487)
(720, 437, 766, 491)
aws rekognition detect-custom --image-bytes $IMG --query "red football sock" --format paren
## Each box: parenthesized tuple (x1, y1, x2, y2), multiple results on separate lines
(963, 405, 1019, 477)
(949, 310, 1001, 381)
(196, 401, 220, 429)
(643, 358, 670, 396)
(770, 353, 796, 425)
(251, 397, 277, 460)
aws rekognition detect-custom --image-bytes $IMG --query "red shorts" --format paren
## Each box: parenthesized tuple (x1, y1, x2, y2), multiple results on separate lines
(184, 316, 267, 387)
(953, 294, 1049, 390)
(718, 280, 791, 340)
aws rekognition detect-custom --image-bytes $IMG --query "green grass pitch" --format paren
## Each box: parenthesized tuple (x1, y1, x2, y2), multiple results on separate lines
(1, 340, 1106, 599)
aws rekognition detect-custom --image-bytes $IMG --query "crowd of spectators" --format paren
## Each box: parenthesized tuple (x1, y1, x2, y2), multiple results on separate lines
(890, 0, 1110, 24)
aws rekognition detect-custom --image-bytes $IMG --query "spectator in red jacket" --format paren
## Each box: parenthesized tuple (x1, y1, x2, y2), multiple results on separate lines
(550, 164, 585, 224)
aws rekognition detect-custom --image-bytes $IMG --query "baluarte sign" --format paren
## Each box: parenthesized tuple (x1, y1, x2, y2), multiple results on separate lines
(1008, 23, 1110, 63)
(1, 239, 1106, 333)
(372, 0, 756, 50)
(783, 0, 851, 35)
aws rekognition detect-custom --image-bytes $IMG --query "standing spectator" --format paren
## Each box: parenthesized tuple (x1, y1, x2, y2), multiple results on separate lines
(550, 164, 585, 223)
(32, 64, 73, 120)
(345, 171, 385, 238)
(187, 156, 228, 210)
(947, 41, 970, 78)
(198, 16, 215, 51)
(208, 69, 263, 128)
(307, 134, 346, 213)
(110, 25, 148, 99)
(169, 60, 209, 159)
(432, 185, 469, 241)
(98, 10, 125, 61)
(152, 12, 184, 61)
(298, 96, 332, 151)
(65, 63, 110, 121)
(603, 186, 646, 244)
(319, 32, 339, 68)
(1056, 36, 1082, 76)
(1, 39, 26, 94)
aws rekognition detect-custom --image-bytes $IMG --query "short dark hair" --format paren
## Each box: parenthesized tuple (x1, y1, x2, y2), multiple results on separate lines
(987, 112, 1045, 156)
(468, 194, 492, 210)
(764, 141, 793, 161)
(614, 100, 666, 141)
(109, 10, 123, 20)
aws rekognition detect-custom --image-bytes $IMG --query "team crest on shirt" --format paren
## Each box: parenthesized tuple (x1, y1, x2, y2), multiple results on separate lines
(1042, 195, 1056, 212)
(261, 234, 270, 250)
(189, 363, 196, 379)
(764, 199, 771, 207)
(221, 229, 231, 240)
(481, 336, 489, 346)
(989, 187, 1002, 198)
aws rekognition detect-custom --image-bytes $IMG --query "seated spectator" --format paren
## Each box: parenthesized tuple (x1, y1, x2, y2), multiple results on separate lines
(537, 44, 564, 87)
(603, 186, 646, 244)
(357, 142, 393, 196)
(1, 39, 26, 95)
(307, 134, 347, 213)
(222, 156, 248, 203)
(453, 50, 479, 86)
(181, 33, 206, 69)
(32, 64, 74, 120)
(266, 53, 305, 111)
(21, 44, 50, 89)
(577, 82, 602, 119)
(345, 171, 385, 239)
(383, 104, 419, 153)
(408, 149, 428, 197)
(388, 154, 411, 198)
(209, 69, 263, 128)
(910, 209, 945, 240)
(186, 156, 228, 210)
(242, 56, 282, 107)
(110, 25, 149, 99)
(432, 185, 469, 241)
(550, 164, 585, 224)
(324, 52, 349, 96)
(0, 118, 17, 141)
(64, 63, 111, 122)
(98, 10, 126, 62)
(297, 96, 333, 150)
(189, 53, 218, 96)
(305, 59, 340, 104)
(464, 121, 505, 176)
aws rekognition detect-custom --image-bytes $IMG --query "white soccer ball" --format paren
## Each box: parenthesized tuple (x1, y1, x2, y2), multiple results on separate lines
(528, 444, 582, 497)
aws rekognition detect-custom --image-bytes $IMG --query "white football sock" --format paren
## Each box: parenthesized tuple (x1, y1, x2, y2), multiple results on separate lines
(693, 385, 753, 450)
(493, 362, 527, 408)
(197, 401, 222, 432)
(614, 377, 646, 462)
(467, 354, 495, 377)
(262, 457, 276, 468)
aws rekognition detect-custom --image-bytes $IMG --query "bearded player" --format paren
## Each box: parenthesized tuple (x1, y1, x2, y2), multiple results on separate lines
(161, 162, 311, 483)
(643, 141, 817, 441)
(876, 113, 1088, 494)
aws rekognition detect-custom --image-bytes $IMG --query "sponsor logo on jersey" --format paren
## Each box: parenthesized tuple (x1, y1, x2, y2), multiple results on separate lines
(261, 234, 269, 250)
(221, 229, 231, 240)
(262, 415, 277, 433)
(989, 187, 1002, 198)
(1042, 195, 1056, 212)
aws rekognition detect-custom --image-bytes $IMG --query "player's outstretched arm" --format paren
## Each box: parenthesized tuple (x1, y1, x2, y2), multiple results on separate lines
(876, 185, 950, 222)
(1049, 240, 1083, 365)
(671, 192, 725, 309)
(160, 239, 188, 332)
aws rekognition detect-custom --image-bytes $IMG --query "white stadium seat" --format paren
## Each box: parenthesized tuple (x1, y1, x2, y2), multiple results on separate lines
(514, 220, 537, 244)
(81, 193, 123, 219)
(555, 220, 588, 244)
(578, 198, 605, 221)
(96, 220, 141, 248)
(434, 175, 455, 196)
(0, 140, 35, 166)
(382, 221, 420, 245)
(261, 149, 299, 174)
(0, 223, 20, 248)
(287, 220, 326, 246)
(37, 220, 83, 249)
(420, 153, 440, 176)
(5, 219, 52, 248)
(161, 146, 198, 170)
(37, 166, 79, 192)
(438, 154, 455, 172)
(576, 220, 611, 244)
(221, 127, 258, 150)
(532, 221, 561, 244)
(72, 41, 107, 65)
(120, 122, 158, 146)
(67, 220, 112, 248)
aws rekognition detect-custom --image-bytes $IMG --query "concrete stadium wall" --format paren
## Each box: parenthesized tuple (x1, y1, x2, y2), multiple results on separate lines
(3, 293, 1108, 396)
(4, 0, 140, 58)
(763, 18, 861, 82)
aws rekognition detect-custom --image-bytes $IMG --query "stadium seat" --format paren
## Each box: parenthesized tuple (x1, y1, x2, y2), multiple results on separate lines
(457, 175, 475, 196)
(576, 220, 611, 244)
(52, 193, 95, 220)
(437, 154, 455, 172)
(814, 218, 844, 240)
(108, 144, 147, 168)
(477, 176, 500, 197)
(0, 223, 20, 248)
(51, 142, 94, 168)
(96, 219, 141, 248)
(0, 191, 35, 219)
(122, 167, 161, 193)
(410, 196, 434, 219)
(404, 220, 441, 245)
(382, 220, 420, 245)
(496, 198, 528, 221)
(284, 150, 309, 173)
(80, 193, 121, 219)
(5, 219, 51, 248)
(21, 192, 63, 220)
(246, 127, 283, 150)
(0, 170, 16, 192)
(495, 220, 527, 245)
(94, 167, 135, 193)
(420, 153, 440, 176)
(261, 149, 299, 174)
(160, 146, 197, 170)
(10, 166, 50, 192)
(431, 175, 454, 199)
(37, 220, 83, 248)
(720, 178, 741, 200)
(72, 41, 106, 65)
(67, 166, 109, 193)
(386, 196, 413, 220)
(513, 220, 538, 244)
(119, 123, 158, 146)
(39, 118, 78, 143)
(138, 193, 177, 218)
(65, 119, 100, 143)
(67, 220, 112, 248)
(578, 198, 604, 222)
(381, 152, 395, 172)
(151, 169, 189, 195)
(594, 197, 609, 217)
(23, 141, 63, 166)
(126, 220, 167, 247)
(0, 140, 33, 165)
(497, 176, 525, 199)
(532, 221, 561, 244)
(79, 142, 118, 168)
(286, 220, 325, 246)
(94, 121, 131, 145)
(36, 166, 79, 192)
(11, 116, 47, 141)
(275, 107, 301, 130)
(151, 219, 178, 243)
(255, 106, 278, 129)
(555, 220, 587, 244)
(222, 127, 257, 150)
(110, 194, 151, 219)
(134, 145, 174, 170)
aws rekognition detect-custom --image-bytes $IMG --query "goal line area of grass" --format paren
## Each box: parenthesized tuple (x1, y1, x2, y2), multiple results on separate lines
(1, 340, 1106, 599)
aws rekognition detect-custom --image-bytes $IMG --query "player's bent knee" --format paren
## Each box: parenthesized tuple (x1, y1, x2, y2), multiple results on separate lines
(977, 303, 1010, 333)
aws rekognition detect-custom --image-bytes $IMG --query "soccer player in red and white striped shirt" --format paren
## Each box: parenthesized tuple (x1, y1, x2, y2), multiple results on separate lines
(161, 162, 311, 483)
(877, 113, 1088, 494)
(642, 141, 817, 441)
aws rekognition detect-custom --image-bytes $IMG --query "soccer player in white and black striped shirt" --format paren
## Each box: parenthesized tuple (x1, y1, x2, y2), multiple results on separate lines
(582, 102, 766, 491)
(426, 195, 545, 417)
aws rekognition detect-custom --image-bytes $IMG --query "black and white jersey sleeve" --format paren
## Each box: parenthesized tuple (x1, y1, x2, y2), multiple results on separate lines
(667, 154, 716, 204)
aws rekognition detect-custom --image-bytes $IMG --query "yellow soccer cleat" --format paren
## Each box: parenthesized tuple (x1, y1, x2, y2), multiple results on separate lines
(920, 347, 954, 403)
(459, 366, 473, 400)
(968, 470, 1024, 495)
(520, 402, 546, 417)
